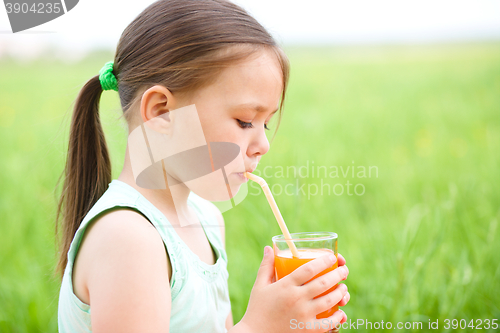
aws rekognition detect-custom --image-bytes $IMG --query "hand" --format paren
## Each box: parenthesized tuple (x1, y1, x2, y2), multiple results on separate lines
(239, 246, 350, 333)
(335, 253, 350, 308)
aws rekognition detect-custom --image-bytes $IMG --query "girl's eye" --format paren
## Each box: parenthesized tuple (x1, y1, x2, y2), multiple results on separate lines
(237, 119, 271, 131)
(237, 119, 253, 129)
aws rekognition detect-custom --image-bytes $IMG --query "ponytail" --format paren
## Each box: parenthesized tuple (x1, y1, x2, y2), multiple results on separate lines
(54, 75, 112, 280)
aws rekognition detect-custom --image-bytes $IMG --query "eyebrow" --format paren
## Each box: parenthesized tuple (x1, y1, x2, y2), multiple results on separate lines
(233, 102, 279, 114)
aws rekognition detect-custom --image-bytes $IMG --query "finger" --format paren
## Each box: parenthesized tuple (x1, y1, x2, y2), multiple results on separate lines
(341, 265, 349, 280)
(314, 309, 347, 332)
(338, 309, 348, 324)
(337, 291, 350, 307)
(254, 246, 275, 288)
(305, 266, 347, 299)
(286, 254, 337, 286)
(310, 283, 348, 315)
(337, 253, 346, 266)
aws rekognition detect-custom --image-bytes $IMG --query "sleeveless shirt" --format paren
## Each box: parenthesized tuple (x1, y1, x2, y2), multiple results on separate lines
(58, 179, 231, 333)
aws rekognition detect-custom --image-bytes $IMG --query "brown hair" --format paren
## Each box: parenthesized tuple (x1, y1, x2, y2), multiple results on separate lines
(54, 0, 290, 280)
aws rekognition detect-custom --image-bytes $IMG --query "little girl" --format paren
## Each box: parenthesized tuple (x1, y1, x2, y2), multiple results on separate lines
(55, 0, 350, 332)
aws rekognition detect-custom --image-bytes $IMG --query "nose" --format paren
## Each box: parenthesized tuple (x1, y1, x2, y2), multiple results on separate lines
(247, 126, 270, 158)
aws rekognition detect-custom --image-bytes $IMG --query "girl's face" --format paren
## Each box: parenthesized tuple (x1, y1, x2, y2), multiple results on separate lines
(181, 49, 283, 197)
(138, 48, 283, 201)
(188, 48, 283, 170)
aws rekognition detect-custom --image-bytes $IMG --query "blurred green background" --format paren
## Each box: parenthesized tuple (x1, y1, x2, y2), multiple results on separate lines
(0, 43, 499, 332)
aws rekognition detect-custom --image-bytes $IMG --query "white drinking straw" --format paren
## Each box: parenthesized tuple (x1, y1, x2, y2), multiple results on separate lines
(244, 172, 300, 258)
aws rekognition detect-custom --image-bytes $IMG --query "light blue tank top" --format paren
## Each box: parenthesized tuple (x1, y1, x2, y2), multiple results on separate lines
(58, 179, 231, 333)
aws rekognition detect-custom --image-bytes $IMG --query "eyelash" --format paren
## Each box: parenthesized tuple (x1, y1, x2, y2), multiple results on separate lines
(237, 119, 270, 131)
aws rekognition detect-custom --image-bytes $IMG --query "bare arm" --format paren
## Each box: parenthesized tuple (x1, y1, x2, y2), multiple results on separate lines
(207, 204, 350, 333)
(226, 312, 234, 330)
(83, 210, 171, 333)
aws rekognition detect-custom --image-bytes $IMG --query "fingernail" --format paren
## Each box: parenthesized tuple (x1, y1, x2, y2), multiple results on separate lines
(329, 254, 337, 264)
(340, 267, 347, 279)
(342, 284, 348, 293)
(264, 247, 269, 256)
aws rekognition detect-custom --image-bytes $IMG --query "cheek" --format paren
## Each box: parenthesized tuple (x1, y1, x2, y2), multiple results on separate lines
(195, 109, 246, 153)
(181, 141, 247, 201)
(197, 110, 228, 140)
(202, 118, 240, 143)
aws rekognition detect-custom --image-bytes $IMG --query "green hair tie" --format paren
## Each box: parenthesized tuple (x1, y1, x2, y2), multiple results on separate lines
(99, 61, 118, 91)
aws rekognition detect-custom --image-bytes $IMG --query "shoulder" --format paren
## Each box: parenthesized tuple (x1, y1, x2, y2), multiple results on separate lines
(81, 208, 165, 259)
(82, 207, 169, 273)
(78, 208, 171, 331)
(75, 208, 171, 291)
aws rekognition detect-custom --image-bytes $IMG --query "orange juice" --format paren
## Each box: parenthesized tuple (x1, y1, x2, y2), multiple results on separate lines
(274, 248, 339, 318)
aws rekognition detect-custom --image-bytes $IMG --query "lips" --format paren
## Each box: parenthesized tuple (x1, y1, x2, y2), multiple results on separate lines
(232, 165, 256, 174)
(235, 168, 255, 174)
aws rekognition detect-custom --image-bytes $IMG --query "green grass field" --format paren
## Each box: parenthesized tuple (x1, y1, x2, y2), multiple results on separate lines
(0, 43, 499, 332)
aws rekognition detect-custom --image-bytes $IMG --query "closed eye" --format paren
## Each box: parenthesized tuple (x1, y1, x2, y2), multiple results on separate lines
(237, 119, 270, 130)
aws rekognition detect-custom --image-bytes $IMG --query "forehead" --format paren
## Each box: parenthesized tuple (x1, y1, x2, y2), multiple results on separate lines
(210, 50, 283, 109)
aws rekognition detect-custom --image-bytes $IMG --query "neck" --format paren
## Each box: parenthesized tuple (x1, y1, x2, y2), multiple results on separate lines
(117, 145, 198, 227)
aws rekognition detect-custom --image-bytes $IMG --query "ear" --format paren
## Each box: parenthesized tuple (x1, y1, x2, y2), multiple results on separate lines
(140, 85, 176, 134)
